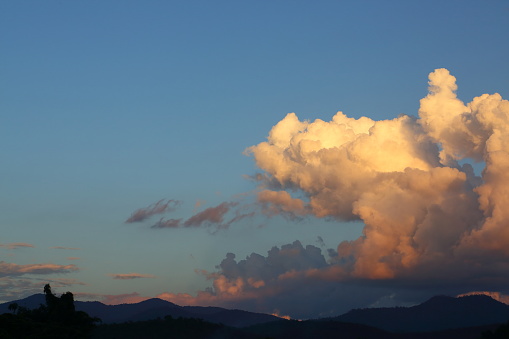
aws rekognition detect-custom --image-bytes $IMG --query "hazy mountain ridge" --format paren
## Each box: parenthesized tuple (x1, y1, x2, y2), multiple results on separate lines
(2, 293, 509, 337)
(0, 295, 280, 327)
(332, 294, 509, 332)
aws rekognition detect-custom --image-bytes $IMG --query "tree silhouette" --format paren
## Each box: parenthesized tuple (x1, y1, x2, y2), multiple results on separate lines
(7, 303, 18, 314)
(0, 284, 100, 338)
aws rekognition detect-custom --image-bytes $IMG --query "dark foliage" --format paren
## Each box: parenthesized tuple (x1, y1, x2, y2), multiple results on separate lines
(0, 284, 100, 338)
(480, 321, 509, 339)
(332, 295, 509, 332)
(91, 315, 259, 339)
(91, 317, 503, 339)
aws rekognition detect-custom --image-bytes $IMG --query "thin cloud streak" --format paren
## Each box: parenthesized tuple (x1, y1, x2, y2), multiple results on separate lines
(126, 199, 181, 223)
(51, 246, 80, 250)
(151, 218, 182, 229)
(0, 261, 79, 277)
(0, 243, 35, 250)
(151, 201, 254, 231)
(108, 273, 156, 280)
(183, 202, 238, 227)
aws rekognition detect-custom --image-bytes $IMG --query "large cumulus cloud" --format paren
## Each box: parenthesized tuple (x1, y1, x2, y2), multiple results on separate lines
(158, 69, 509, 318)
(246, 68, 508, 280)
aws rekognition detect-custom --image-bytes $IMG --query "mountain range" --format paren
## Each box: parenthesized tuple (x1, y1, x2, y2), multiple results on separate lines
(332, 294, 509, 332)
(1, 293, 508, 336)
(0, 294, 279, 327)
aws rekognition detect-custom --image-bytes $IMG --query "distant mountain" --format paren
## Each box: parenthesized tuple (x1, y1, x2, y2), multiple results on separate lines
(0, 295, 280, 327)
(332, 294, 509, 332)
(3, 294, 507, 338)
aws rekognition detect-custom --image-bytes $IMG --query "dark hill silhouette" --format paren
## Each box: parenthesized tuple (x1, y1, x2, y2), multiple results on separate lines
(333, 294, 509, 332)
(0, 285, 98, 338)
(3, 293, 507, 338)
(0, 293, 46, 311)
(0, 295, 280, 327)
(245, 319, 397, 339)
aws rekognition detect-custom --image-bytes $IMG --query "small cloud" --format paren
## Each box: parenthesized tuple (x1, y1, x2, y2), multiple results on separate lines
(108, 273, 156, 280)
(31, 277, 87, 287)
(0, 243, 35, 250)
(151, 218, 182, 229)
(0, 261, 79, 277)
(194, 200, 206, 211)
(126, 199, 181, 223)
(184, 202, 237, 227)
(151, 201, 254, 231)
(101, 292, 150, 305)
(51, 246, 80, 250)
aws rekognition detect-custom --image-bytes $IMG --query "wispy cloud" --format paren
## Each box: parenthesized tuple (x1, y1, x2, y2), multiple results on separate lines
(151, 201, 254, 231)
(0, 261, 79, 277)
(51, 246, 80, 250)
(0, 243, 35, 250)
(151, 218, 182, 229)
(126, 199, 181, 223)
(183, 202, 237, 227)
(102, 292, 150, 305)
(108, 273, 156, 280)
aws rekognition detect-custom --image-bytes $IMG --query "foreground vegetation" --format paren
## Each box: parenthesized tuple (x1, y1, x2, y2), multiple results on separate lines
(92, 315, 258, 339)
(1, 287, 508, 339)
(0, 285, 99, 338)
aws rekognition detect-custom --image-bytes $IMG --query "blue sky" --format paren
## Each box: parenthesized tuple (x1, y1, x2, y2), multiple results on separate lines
(1, 1, 508, 318)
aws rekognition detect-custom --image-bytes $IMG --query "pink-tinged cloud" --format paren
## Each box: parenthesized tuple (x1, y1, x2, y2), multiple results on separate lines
(183, 202, 237, 227)
(457, 291, 509, 305)
(271, 311, 291, 320)
(101, 292, 151, 305)
(126, 199, 181, 223)
(0, 261, 78, 277)
(258, 190, 308, 218)
(151, 201, 254, 230)
(108, 273, 156, 280)
(157, 241, 353, 318)
(246, 68, 509, 279)
(0, 243, 35, 250)
(157, 69, 509, 318)
(72, 292, 151, 305)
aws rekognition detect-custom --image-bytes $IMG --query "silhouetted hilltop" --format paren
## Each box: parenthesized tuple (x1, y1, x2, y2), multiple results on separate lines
(333, 294, 509, 332)
(91, 316, 260, 339)
(0, 294, 46, 311)
(245, 319, 396, 339)
(0, 295, 280, 327)
(3, 293, 508, 338)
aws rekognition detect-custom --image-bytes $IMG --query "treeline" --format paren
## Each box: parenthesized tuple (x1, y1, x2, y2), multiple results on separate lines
(0, 284, 99, 338)
(92, 315, 260, 339)
(1, 286, 508, 339)
(481, 321, 509, 339)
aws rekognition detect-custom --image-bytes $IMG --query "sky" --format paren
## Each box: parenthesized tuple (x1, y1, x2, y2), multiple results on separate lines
(1, 0, 509, 319)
